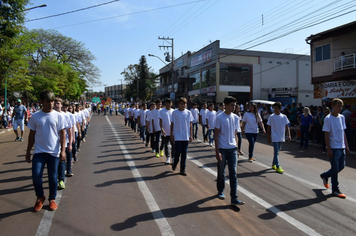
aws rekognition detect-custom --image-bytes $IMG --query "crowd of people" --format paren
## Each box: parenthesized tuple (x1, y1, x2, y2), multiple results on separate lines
(97, 96, 349, 204)
(6, 90, 348, 212)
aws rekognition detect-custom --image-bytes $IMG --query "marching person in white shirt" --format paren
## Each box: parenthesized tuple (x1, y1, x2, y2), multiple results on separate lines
(171, 97, 193, 176)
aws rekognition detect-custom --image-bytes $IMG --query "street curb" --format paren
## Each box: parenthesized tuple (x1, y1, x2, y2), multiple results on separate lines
(0, 128, 13, 135)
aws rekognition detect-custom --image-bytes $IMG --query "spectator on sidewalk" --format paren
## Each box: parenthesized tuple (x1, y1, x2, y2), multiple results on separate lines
(12, 99, 27, 142)
(299, 107, 313, 149)
(26, 90, 66, 212)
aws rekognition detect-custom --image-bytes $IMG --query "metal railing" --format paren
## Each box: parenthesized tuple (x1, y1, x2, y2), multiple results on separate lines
(334, 53, 356, 71)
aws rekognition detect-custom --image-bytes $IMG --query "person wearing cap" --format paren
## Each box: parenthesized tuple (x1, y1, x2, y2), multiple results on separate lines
(12, 99, 28, 141)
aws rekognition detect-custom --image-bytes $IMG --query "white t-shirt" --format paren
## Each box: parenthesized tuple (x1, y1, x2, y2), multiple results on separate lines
(80, 110, 86, 125)
(322, 114, 346, 149)
(172, 109, 193, 141)
(151, 108, 161, 132)
(206, 110, 217, 130)
(27, 110, 66, 157)
(190, 108, 199, 123)
(146, 110, 153, 133)
(139, 109, 148, 126)
(75, 111, 82, 124)
(217, 110, 224, 115)
(124, 108, 129, 118)
(267, 113, 290, 142)
(159, 108, 173, 136)
(234, 114, 242, 133)
(215, 112, 238, 149)
(68, 112, 77, 133)
(60, 111, 72, 146)
(129, 108, 135, 117)
(134, 109, 140, 119)
(200, 108, 208, 125)
(242, 112, 262, 134)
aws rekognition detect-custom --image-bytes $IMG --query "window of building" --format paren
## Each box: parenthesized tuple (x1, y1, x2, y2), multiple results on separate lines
(219, 64, 251, 86)
(189, 71, 200, 91)
(201, 67, 216, 88)
(315, 44, 330, 62)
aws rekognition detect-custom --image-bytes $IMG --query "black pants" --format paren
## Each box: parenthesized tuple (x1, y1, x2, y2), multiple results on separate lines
(154, 131, 162, 153)
(162, 136, 175, 158)
(146, 132, 155, 150)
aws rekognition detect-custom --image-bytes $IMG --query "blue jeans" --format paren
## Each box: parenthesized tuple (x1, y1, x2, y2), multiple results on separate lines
(32, 153, 59, 200)
(217, 148, 238, 199)
(66, 146, 72, 174)
(192, 123, 198, 138)
(236, 132, 242, 150)
(300, 126, 309, 148)
(58, 158, 66, 181)
(202, 124, 208, 141)
(140, 126, 146, 140)
(173, 141, 189, 171)
(272, 142, 282, 167)
(245, 133, 258, 158)
(207, 129, 215, 143)
(72, 132, 78, 157)
(323, 149, 346, 191)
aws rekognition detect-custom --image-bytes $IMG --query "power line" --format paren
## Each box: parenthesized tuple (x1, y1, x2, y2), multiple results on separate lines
(50, 1, 205, 29)
(26, 0, 121, 22)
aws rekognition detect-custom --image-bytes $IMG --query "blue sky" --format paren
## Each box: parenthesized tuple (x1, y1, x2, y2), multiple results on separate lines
(24, 0, 356, 92)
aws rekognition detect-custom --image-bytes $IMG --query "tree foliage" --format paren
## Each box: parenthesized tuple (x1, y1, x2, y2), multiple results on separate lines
(28, 29, 101, 85)
(0, 0, 29, 46)
(121, 55, 157, 101)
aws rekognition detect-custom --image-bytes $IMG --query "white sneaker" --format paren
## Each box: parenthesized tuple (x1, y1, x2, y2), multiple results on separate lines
(165, 157, 171, 165)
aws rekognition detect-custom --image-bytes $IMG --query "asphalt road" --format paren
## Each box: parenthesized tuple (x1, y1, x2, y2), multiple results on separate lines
(0, 113, 355, 236)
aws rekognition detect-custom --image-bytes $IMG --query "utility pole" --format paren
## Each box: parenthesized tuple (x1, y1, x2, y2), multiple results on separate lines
(158, 37, 174, 99)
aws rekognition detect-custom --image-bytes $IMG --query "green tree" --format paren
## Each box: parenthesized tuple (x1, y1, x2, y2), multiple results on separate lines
(0, 0, 29, 46)
(0, 29, 38, 101)
(28, 29, 101, 85)
(121, 55, 158, 101)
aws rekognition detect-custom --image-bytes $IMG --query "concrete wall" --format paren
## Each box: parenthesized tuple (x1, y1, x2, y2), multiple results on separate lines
(252, 56, 320, 105)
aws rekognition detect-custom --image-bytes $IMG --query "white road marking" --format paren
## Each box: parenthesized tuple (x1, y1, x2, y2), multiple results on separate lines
(35, 180, 66, 236)
(187, 156, 323, 236)
(106, 116, 175, 236)
(197, 138, 356, 203)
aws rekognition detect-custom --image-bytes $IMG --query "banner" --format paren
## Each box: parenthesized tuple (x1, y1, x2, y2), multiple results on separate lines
(314, 80, 356, 98)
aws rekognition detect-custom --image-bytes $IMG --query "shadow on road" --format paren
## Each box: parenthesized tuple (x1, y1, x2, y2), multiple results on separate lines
(258, 189, 331, 220)
(110, 195, 240, 232)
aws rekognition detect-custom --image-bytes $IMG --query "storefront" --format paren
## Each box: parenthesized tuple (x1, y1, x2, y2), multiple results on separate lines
(313, 80, 356, 105)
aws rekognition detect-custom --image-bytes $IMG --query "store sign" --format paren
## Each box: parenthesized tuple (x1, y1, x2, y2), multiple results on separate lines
(313, 80, 356, 98)
(191, 50, 212, 67)
(269, 87, 298, 98)
(201, 86, 216, 94)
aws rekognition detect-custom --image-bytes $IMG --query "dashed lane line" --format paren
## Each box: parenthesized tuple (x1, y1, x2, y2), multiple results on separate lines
(106, 116, 175, 236)
(187, 154, 323, 236)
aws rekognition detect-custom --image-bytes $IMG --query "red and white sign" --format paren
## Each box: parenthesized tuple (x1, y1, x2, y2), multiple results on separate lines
(201, 86, 216, 94)
(191, 50, 212, 67)
(314, 80, 356, 98)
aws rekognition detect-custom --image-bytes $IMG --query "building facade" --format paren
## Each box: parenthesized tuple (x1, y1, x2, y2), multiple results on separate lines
(156, 40, 319, 106)
(306, 21, 356, 106)
(105, 84, 126, 101)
